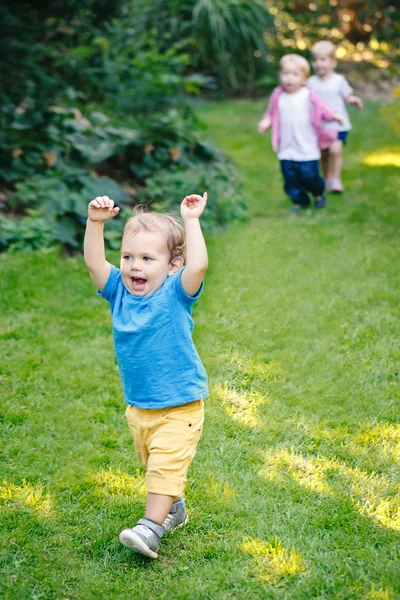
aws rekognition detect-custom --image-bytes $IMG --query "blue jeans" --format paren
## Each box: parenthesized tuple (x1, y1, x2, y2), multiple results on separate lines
(280, 160, 325, 207)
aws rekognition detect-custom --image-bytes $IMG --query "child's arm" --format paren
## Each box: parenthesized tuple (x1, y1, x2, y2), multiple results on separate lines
(257, 115, 272, 135)
(180, 192, 208, 297)
(257, 87, 281, 134)
(84, 195, 120, 292)
(318, 96, 345, 126)
(332, 112, 345, 126)
(338, 74, 363, 109)
(346, 94, 363, 109)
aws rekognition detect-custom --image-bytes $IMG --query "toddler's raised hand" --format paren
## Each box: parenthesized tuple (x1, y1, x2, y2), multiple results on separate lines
(181, 192, 208, 220)
(88, 196, 120, 222)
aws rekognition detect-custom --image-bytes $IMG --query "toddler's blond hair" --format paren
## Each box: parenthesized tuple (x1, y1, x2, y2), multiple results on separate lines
(280, 54, 310, 79)
(123, 207, 186, 262)
(311, 40, 336, 59)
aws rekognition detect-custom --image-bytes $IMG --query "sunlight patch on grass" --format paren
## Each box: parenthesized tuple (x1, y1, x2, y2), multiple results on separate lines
(262, 449, 332, 495)
(90, 468, 146, 500)
(0, 479, 54, 517)
(230, 354, 282, 383)
(367, 584, 396, 600)
(297, 420, 400, 467)
(261, 450, 400, 530)
(351, 423, 400, 464)
(215, 384, 271, 428)
(362, 152, 400, 167)
(241, 537, 306, 583)
(203, 474, 236, 506)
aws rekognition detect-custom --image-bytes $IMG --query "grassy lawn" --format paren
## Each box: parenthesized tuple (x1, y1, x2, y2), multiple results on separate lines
(1, 99, 399, 599)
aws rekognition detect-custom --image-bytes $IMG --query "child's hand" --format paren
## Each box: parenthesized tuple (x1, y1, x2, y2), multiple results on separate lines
(333, 112, 345, 126)
(348, 95, 363, 109)
(88, 196, 120, 222)
(181, 192, 207, 221)
(257, 116, 271, 134)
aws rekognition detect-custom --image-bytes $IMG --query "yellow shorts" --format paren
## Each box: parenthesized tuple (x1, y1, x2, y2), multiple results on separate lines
(125, 399, 204, 497)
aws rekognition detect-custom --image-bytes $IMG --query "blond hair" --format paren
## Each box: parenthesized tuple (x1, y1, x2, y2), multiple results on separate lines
(311, 40, 336, 59)
(280, 54, 310, 78)
(123, 207, 186, 262)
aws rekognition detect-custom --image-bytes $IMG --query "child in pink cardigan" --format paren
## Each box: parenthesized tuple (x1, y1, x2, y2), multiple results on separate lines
(258, 54, 343, 210)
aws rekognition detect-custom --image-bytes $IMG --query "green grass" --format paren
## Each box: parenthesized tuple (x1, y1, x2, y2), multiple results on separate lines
(1, 99, 399, 599)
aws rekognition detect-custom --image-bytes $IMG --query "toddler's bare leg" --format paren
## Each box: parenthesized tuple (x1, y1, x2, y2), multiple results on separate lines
(327, 140, 343, 179)
(321, 149, 329, 179)
(145, 493, 180, 525)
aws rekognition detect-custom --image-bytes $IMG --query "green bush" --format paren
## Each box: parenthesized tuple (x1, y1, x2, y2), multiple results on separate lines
(0, 1, 248, 254)
(0, 100, 247, 252)
(130, 0, 274, 95)
(0, 212, 55, 252)
(142, 162, 248, 232)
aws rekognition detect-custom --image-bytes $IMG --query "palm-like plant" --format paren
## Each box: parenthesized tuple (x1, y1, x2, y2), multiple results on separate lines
(127, 0, 273, 94)
(192, 0, 273, 92)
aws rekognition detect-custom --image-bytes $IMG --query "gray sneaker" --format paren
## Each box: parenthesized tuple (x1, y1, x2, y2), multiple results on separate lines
(119, 518, 162, 559)
(162, 498, 189, 533)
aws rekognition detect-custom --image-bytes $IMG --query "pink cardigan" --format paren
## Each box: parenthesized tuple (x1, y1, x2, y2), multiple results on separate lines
(262, 86, 337, 152)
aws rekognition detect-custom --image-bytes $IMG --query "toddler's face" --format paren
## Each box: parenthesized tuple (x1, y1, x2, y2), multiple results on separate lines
(312, 53, 336, 78)
(120, 229, 181, 296)
(279, 62, 306, 93)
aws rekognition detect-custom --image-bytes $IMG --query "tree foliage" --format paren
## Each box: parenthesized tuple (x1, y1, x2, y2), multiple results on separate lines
(264, 0, 399, 72)
(0, 0, 248, 252)
(1, 0, 398, 252)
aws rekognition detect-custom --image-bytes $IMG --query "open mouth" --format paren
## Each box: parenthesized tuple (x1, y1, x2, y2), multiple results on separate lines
(131, 276, 147, 291)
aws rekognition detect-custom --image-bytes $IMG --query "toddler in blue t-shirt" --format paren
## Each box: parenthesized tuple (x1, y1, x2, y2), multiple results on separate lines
(308, 40, 363, 193)
(84, 193, 209, 559)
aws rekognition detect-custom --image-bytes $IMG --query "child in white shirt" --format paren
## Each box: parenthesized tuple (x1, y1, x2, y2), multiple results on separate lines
(308, 40, 363, 193)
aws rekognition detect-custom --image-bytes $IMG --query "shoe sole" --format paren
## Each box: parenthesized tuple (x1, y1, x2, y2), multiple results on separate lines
(119, 530, 158, 559)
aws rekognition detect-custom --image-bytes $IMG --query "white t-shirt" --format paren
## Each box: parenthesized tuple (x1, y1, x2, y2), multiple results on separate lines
(307, 72, 353, 131)
(277, 87, 320, 161)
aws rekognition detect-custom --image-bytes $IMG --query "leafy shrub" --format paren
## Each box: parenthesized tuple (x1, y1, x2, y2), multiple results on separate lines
(129, 0, 274, 95)
(0, 101, 247, 251)
(0, 1, 248, 254)
(143, 163, 247, 232)
(191, 0, 273, 93)
(0, 212, 55, 252)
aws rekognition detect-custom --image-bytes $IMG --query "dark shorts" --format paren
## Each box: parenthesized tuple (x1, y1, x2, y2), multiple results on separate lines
(337, 131, 349, 145)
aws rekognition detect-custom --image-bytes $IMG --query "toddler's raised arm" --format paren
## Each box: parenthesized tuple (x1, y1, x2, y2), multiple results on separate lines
(180, 192, 208, 297)
(84, 196, 119, 292)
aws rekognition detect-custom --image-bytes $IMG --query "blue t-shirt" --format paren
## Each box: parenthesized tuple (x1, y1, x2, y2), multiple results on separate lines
(99, 265, 208, 409)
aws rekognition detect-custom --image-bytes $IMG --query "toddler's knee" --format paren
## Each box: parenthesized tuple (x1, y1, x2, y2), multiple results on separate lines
(329, 141, 343, 156)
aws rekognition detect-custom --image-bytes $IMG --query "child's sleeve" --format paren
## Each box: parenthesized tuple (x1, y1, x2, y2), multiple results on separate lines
(261, 86, 280, 120)
(171, 267, 204, 308)
(97, 264, 121, 305)
(339, 75, 353, 99)
(311, 91, 336, 122)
